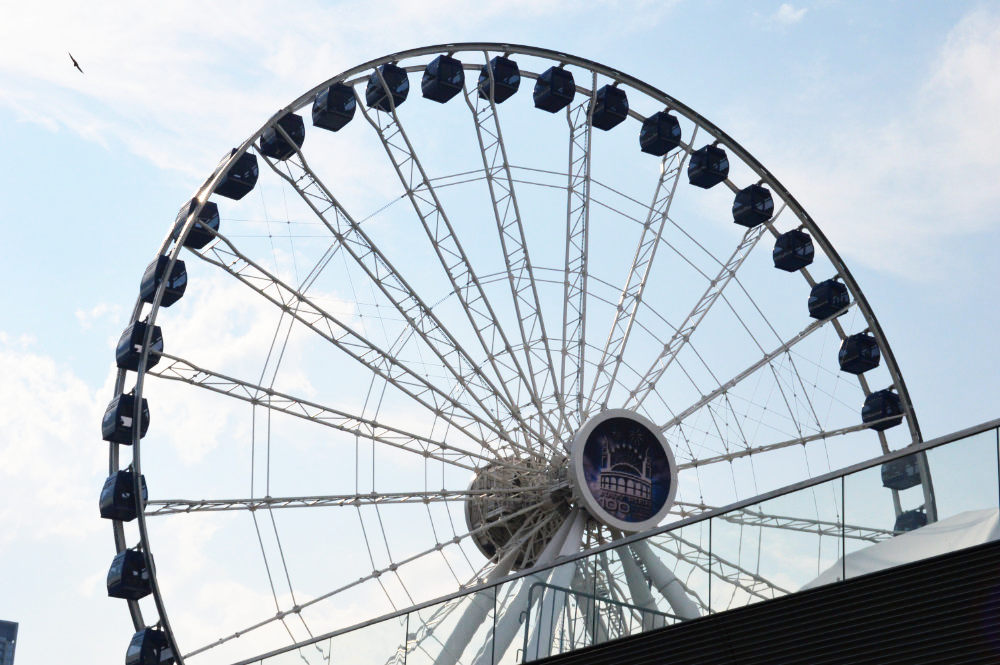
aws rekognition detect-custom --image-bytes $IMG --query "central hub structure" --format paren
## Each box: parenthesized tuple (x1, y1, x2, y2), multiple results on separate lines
(466, 409, 678, 571)
(465, 456, 570, 570)
(569, 409, 678, 533)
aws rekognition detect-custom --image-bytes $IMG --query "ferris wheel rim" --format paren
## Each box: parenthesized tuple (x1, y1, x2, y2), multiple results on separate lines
(106, 42, 922, 664)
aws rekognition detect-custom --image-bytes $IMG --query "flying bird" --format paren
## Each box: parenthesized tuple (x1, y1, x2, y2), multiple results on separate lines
(68, 52, 83, 74)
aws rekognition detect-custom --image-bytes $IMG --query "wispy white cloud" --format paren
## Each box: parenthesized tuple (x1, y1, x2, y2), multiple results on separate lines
(0, 337, 107, 548)
(739, 7, 1000, 279)
(771, 3, 807, 26)
(75, 302, 122, 331)
(0, 0, 669, 183)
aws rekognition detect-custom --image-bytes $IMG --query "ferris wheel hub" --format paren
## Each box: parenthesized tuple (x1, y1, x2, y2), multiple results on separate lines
(464, 456, 570, 570)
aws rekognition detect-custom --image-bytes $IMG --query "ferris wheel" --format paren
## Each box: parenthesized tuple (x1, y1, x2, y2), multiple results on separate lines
(100, 43, 928, 665)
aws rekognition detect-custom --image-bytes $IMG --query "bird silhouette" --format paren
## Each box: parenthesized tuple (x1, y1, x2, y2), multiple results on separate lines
(68, 52, 83, 74)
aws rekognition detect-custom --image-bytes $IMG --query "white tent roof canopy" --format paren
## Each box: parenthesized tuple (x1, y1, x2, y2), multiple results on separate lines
(803, 508, 1000, 590)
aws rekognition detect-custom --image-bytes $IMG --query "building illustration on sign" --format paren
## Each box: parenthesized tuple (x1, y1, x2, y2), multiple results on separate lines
(596, 426, 655, 521)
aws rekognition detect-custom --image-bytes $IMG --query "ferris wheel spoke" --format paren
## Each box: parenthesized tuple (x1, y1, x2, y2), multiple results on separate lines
(184, 497, 553, 660)
(254, 144, 532, 459)
(251, 558, 488, 665)
(676, 420, 885, 470)
(586, 145, 689, 417)
(147, 351, 503, 471)
(673, 501, 892, 543)
(660, 301, 856, 452)
(144, 487, 557, 517)
(624, 217, 774, 412)
(463, 52, 566, 445)
(405, 590, 476, 665)
(560, 76, 597, 436)
(355, 73, 556, 450)
(430, 510, 570, 665)
(650, 536, 785, 604)
(188, 231, 538, 459)
(711, 280, 827, 450)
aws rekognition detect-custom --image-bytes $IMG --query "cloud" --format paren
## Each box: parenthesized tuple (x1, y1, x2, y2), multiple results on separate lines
(0, 0, 673, 185)
(75, 302, 123, 331)
(743, 6, 1000, 279)
(770, 3, 807, 26)
(0, 335, 108, 548)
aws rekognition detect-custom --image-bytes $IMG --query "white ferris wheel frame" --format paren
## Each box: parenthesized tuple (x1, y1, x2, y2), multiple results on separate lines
(104, 42, 930, 664)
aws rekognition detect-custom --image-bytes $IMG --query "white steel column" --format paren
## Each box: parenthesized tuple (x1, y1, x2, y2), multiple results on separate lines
(631, 541, 700, 619)
(616, 545, 664, 630)
(524, 511, 588, 659)
(431, 543, 522, 665)
(472, 510, 585, 665)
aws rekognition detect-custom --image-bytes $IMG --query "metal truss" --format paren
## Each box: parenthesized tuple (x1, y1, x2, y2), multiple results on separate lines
(674, 501, 894, 543)
(585, 148, 688, 418)
(559, 76, 597, 435)
(463, 52, 566, 445)
(188, 228, 540, 461)
(147, 352, 506, 471)
(356, 69, 559, 450)
(257, 135, 538, 459)
(652, 535, 790, 602)
(146, 487, 561, 517)
(660, 302, 855, 433)
(677, 421, 880, 470)
(625, 221, 770, 411)
(723, 508, 892, 544)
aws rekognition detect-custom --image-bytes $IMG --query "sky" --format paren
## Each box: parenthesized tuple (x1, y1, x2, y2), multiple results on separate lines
(1, 2, 999, 664)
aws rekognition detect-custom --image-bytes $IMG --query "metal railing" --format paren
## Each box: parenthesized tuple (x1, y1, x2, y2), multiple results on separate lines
(239, 417, 1000, 665)
(521, 581, 675, 662)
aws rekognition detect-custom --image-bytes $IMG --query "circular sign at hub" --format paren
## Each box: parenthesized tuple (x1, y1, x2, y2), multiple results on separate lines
(570, 409, 678, 532)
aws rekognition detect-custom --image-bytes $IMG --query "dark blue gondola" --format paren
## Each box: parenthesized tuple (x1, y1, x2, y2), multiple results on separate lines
(366, 63, 409, 111)
(590, 85, 628, 131)
(862, 389, 903, 431)
(894, 509, 927, 533)
(259, 112, 305, 161)
(422, 55, 464, 103)
(839, 333, 880, 374)
(115, 321, 163, 372)
(808, 279, 849, 320)
(881, 454, 921, 490)
(99, 470, 148, 521)
(773, 229, 814, 272)
(126, 627, 173, 665)
(140, 256, 187, 307)
(107, 550, 151, 600)
(172, 199, 220, 250)
(214, 149, 259, 200)
(533, 66, 575, 113)
(312, 83, 356, 132)
(639, 111, 681, 156)
(732, 184, 774, 227)
(478, 56, 520, 103)
(102, 393, 150, 444)
(688, 145, 729, 189)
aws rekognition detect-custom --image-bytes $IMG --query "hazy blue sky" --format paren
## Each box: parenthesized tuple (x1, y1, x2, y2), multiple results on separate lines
(1, 2, 998, 664)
